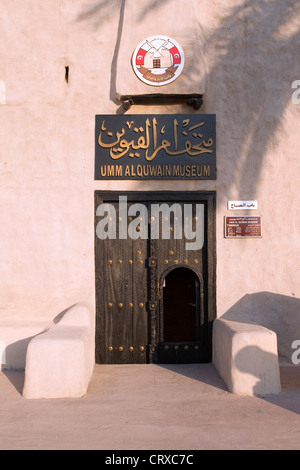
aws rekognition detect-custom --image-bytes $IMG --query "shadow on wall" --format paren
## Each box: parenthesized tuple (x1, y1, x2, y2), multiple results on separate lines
(0, 306, 74, 394)
(3, 338, 31, 372)
(222, 292, 300, 361)
(79, 0, 300, 197)
(234, 345, 281, 396)
(2, 339, 32, 393)
(204, 0, 300, 204)
(1, 306, 72, 372)
(235, 345, 300, 414)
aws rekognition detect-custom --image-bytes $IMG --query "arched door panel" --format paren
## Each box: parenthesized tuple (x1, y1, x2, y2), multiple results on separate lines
(156, 267, 206, 363)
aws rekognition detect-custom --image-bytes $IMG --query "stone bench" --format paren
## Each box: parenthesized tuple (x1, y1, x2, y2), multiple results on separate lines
(22, 303, 94, 399)
(213, 318, 281, 396)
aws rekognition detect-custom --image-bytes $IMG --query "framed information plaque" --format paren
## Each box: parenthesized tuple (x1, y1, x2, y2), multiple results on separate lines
(224, 216, 262, 238)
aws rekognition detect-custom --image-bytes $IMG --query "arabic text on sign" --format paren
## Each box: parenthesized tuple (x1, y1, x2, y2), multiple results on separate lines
(97, 117, 214, 161)
(227, 201, 258, 210)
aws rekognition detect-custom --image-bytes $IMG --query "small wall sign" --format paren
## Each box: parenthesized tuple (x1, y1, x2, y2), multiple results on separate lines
(224, 216, 262, 238)
(227, 200, 258, 210)
(132, 35, 185, 86)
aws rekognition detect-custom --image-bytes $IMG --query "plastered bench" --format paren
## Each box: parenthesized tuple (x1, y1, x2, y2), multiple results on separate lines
(0, 321, 50, 370)
(22, 303, 94, 399)
(213, 318, 281, 396)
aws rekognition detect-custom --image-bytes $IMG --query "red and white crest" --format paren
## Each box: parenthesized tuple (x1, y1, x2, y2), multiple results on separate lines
(132, 35, 185, 86)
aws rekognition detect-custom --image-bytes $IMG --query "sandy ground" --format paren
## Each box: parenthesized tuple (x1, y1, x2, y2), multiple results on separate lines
(0, 362, 299, 450)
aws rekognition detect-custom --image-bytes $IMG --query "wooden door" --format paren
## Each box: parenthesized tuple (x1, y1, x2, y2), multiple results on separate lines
(147, 199, 208, 364)
(95, 198, 148, 364)
(95, 191, 216, 365)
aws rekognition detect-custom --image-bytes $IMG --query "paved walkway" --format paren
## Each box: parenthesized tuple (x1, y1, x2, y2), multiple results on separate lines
(0, 362, 299, 450)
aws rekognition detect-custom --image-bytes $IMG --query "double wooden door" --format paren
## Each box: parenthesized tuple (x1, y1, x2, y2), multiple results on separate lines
(95, 191, 216, 364)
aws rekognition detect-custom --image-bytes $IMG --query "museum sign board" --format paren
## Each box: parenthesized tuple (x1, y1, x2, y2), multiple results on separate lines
(95, 114, 216, 180)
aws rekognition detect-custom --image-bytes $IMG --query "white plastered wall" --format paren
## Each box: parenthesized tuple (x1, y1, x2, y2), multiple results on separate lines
(0, 0, 299, 367)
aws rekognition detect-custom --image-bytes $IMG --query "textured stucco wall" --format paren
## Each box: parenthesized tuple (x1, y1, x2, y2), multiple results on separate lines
(0, 0, 299, 357)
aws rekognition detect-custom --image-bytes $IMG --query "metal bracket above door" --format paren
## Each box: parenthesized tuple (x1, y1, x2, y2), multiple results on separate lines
(120, 94, 203, 111)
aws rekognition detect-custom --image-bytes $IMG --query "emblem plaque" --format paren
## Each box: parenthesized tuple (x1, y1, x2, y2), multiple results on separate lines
(132, 35, 185, 86)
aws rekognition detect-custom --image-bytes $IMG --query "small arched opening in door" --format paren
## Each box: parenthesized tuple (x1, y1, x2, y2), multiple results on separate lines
(163, 267, 200, 343)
